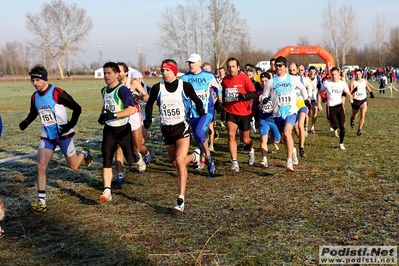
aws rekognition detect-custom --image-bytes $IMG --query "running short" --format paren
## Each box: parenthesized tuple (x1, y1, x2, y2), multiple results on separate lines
(129, 112, 143, 131)
(226, 112, 251, 132)
(274, 114, 298, 135)
(351, 99, 367, 110)
(39, 138, 76, 158)
(298, 106, 308, 115)
(161, 120, 190, 145)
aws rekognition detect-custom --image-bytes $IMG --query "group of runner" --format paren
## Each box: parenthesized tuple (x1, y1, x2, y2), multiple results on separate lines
(14, 55, 374, 214)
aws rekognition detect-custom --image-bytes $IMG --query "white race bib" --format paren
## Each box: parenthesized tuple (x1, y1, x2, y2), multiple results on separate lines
(225, 88, 238, 102)
(38, 109, 56, 127)
(277, 92, 291, 106)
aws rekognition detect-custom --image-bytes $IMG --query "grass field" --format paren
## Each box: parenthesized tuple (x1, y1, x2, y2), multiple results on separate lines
(0, 78, 398, 265)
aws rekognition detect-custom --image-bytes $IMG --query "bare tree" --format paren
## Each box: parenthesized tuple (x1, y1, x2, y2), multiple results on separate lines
(0, 41, 28, 75)
(322, 1, 340, 67)
(387, 26, 399, 67)
(338, 3, 358, 66)
(25, 0, 92, 79)
(206, 0, 247, 69)
(372, 14, 389, 66)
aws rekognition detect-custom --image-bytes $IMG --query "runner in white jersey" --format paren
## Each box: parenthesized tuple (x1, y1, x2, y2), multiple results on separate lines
(112, 63, 147, 186)
(307, 66, 322, 134)
(349, 68, 374, 136)
(261, 56, 308, 172)
(318, 67, 353, 150)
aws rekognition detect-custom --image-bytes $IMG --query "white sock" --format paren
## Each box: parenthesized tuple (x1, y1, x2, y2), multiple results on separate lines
(178, 195, 185, 201)
(81, 150, 88, 158)
(103, 187, 111, 195)
(38, 192, 46, 205)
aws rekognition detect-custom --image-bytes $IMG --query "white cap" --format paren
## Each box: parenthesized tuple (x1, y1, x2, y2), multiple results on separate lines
(186, 53, 202, 63)
(131, 71, 143, 78)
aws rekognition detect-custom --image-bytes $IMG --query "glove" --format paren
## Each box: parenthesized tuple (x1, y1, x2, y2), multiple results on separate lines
(238, 93, 245, 100)
(369, 91, 375, 98)
(143, 119, 152, 129)
(103, 109, 116, 121)
(59, 123, 72, 135)
(19, 120, 29, 131)
(132, 92, 141, 102)
(197, 108, 205, 116)
(97, 114, 105, 125)
(262, 97, 269, 105)
(305, 99, 312, 109)
(215, 100, 224, 113)
(352, 86, 358, 94)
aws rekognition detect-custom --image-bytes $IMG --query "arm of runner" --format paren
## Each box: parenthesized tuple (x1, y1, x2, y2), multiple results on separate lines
(184, 82, 205, 116)
(260, 79, 273, 104)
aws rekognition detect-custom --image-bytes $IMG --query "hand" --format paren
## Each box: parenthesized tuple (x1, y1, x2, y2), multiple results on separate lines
(262, 97, 269, 104)
(197, 108, 205, 116)
(369, 91, 375, 98)
(237, 93, 245, 100)
(215, 100, 224, 113)
(132, 93, 141, 102)
(103, 109, 116, 121)
(97, 114, 105, 125)
(318, 104, 323, 111)
(143, 119, 152, 129)
(19, 120, 29, 131)
(305, 99, 312, 109)
(59, 123, 72, 135)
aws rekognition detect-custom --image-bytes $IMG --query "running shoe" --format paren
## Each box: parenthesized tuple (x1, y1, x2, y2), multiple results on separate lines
(31, 200, 47, 213)
(143, 151, 152, 165)
(113, 173, 125, 185)
(231, 160, 239, 172)
(214, 132, 219, 141)
(329, 127, 334, 132)
(82, 147, 93, 167)
(136, 157, 146, 173)
(286, 159, 294, 172)
(299, 147, 306, 158)
(260, 157, 268, 168)
(99, 191, 112, 202)
(192, 148, 200, 164)
(209, 146, 215, 153)
(196, 161, 205, 170)
(334, 129, 339, 138)
(174, 197, 185, 212)
(271, 148, 280, 154)
(220, 121, 225, 128)
(311, 128, 316, 134)
(304, 126, 308, 137)
(292, 147, 299, 166)
(248, 149, 255, 166)
(206, 156, 216, 177)
(350, 120, 355, 128)
(238, 142, 245, 149)
(357, 129, 362, 136)
(339, 143, 346, 150)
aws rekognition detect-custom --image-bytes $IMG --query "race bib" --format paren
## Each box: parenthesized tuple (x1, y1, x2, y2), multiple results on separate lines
(225, 88, 238, 102)
(38, 108, 56, 127)
(296, 89, 303, 100)
(196, 89, 207, 102)
(161, 102, 183, 123)
(261, 101, 273, 113)
(138, 101, 147, 113)
(355, 91, 365, 98)
(277, 92, 291, 106)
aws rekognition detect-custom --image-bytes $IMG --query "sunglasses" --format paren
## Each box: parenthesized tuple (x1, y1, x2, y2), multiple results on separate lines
(275, 64, 285, 68)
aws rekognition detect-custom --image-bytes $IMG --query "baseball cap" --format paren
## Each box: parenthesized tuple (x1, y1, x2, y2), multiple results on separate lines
(131, 71, 143, 78)
(186, 53, 202, 63)
(275, 56, 287, 66)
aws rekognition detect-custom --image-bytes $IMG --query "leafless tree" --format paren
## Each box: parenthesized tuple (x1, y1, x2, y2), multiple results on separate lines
(372, 14, 389, 66)
(322, 1, 340, 67)
(338, 3, 358, 66)
(0, 41, 29, 75)
(205, 0, 247, 69)
(387, 26, 399, 67)
(25, 0, 92, 79)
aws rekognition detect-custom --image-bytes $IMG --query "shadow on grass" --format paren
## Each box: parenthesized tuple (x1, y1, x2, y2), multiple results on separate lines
(115, 191, 175, 215)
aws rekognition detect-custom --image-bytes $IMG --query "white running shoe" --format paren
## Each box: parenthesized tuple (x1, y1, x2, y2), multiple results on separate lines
(231, 160, 239, 172)
(192, 148, 200, 164)
(260, 157, 268, 168)
(136, 154, 146, 173)
(339, 143, 346, 150)
(286, 159, 294, 172)
(174, 198, 185, 212)
(248, 149, 255, 166)
(292, 147, 299, 166)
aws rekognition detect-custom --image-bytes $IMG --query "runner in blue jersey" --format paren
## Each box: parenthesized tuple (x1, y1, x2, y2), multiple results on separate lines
(181, 54, 223, 178)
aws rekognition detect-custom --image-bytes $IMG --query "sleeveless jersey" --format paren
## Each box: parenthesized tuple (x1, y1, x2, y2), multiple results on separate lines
(270, 75, 298, 118)
(321, 80, 349, 107)
(352, 79, 367, 101)
(181, 70, 217, 118)
(102, 84, 129, 127)
(34, 85, 69, 140)
(295, 76, 306, 109)
(157, 79, 190, 126)
(310, 76, 319, 101)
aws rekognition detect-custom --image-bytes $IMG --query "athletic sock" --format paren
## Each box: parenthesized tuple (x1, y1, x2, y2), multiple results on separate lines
(104, 187, 111, 195)
(38, 190, 46, 205)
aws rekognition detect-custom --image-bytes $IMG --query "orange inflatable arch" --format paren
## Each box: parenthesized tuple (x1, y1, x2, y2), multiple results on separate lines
(273, 46, 335, 75)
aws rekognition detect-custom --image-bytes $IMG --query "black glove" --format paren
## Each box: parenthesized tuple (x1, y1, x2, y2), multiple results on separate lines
(238, 93, 245, 100)
(197, 108, 205, 116)
(143, 119, 152, 129)
(305, 99, 312, 109)
(352, 86, 358, 94)
(19, 120, 29, 131)
(262, 97, 269, 105)
(103, 109, 116, 121)
(215, 100, 224, 113)
(132, 93, 140, 102)
(97, 114, 105, 125)
(369, 91, 375, 98)
(59, 123, 72, 135)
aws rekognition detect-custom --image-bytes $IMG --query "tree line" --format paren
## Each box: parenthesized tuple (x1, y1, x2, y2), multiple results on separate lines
(0, 0, 398, 78)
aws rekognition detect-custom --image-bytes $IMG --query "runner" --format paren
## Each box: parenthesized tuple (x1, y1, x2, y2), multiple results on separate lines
(317, 67, 353, 150)
(181, 54, 222, 177)
(19, 64, 93, 212)
(307, 66, 322, 134)
(221, 57, 258, 172)
(144, 59, 205, 212)
(261, 56, 308, 171)
(349, 68, 374, 136)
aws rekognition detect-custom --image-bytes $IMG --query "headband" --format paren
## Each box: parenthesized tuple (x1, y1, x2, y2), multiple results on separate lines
(161, 62, 178, 76)
(29, 72, 48, 81)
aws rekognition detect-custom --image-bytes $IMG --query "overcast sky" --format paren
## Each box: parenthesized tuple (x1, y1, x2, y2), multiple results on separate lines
(1, 0, 398, 68)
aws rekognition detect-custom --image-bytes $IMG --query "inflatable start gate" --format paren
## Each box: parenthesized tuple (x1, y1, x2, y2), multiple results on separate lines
(273, 46, 335, 75)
